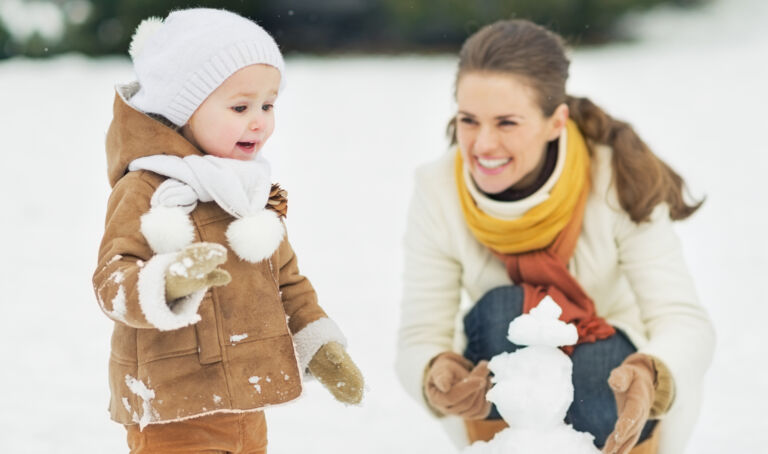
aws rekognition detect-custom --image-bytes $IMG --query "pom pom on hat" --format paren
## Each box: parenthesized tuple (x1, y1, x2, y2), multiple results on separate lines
(129, 16, 163, 59)
(128, 8, 286, 127)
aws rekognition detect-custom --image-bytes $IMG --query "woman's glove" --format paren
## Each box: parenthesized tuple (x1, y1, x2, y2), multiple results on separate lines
(603, 353, 674, 454)
(308, 341, 364, 404)
(165, 242, 232, 301)
(423, 352, 492, 420)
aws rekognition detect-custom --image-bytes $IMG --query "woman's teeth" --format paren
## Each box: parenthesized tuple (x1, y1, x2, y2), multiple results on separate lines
(477, 157, 511, 169)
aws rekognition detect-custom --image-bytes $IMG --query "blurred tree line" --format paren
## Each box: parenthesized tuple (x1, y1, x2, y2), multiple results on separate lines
(0, 0, 704, 59)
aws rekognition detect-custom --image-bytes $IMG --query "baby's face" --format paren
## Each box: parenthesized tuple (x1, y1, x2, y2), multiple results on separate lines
(181, 64, 280, 160)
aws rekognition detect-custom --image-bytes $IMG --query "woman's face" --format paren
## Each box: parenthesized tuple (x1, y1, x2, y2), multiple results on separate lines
(455, 72, 567, 194)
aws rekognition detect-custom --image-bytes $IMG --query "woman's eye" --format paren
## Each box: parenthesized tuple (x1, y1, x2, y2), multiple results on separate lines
(262, 103, 274, 112)
(459, 117, 476, 125)
(231, 105, 247, 113)
(499, 120, 517, 127)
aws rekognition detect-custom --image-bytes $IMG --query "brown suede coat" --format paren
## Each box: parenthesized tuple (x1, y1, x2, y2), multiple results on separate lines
(93, 88, 328, 426)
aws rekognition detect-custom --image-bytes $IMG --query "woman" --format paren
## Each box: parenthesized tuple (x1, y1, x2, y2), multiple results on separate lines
(395, 19, 714, 454)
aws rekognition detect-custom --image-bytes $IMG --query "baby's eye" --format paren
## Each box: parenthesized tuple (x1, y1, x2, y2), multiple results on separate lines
(262, 103, 274, 112)
(231, 105, 247, 113)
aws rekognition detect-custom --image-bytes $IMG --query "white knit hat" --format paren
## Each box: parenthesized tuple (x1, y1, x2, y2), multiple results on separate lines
(128, 8, 285, 127)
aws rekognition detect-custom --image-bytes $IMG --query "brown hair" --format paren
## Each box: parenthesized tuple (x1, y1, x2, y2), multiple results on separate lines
(449, 20, 702, 222)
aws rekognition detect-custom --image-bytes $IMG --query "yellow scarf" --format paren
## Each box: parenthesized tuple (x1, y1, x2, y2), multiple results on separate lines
(455, 119, 591, 254)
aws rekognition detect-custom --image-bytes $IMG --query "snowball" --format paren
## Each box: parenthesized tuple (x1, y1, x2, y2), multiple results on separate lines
(507, 296, 578, 347)
(487, 346, 573, 427)
(464, 297, 600, 454)
(464, 425, 599, 454)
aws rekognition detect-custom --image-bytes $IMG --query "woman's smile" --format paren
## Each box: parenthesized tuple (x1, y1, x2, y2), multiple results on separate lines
(475, 156, 513, 175)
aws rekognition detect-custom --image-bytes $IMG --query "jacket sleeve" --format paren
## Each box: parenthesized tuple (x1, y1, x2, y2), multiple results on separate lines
(92, 174, 207, 331)
(615, 202, 715, 410)
(277, 233, 346, 373)
(395, 168, 464, 407)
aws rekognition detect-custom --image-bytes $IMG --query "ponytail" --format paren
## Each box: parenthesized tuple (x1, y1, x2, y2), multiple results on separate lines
(566, 96, 703, 222)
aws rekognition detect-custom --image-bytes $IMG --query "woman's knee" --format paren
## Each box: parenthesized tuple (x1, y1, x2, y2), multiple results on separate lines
(568, 396, 656, 447)
(567, 330, 641, 447)
(463, 285, 524, 363)
(467, 286, 523, 322)
(567, 388, 617, 447)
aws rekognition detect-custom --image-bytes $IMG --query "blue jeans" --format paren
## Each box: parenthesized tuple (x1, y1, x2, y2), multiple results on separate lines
(463, 285, 656, 447)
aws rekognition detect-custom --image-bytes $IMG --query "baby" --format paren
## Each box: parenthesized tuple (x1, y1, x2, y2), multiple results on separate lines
(92, 8, 363, 452)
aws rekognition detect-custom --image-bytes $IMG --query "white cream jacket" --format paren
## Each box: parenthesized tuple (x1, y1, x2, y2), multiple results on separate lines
(395, 138, 715, 453)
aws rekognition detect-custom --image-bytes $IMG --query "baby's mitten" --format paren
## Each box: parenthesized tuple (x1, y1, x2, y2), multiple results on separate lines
(165, 242, 231, 301)
(308, 341, 364, 405)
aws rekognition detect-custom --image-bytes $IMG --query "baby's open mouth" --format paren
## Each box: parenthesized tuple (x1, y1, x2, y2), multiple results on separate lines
(236, 141, 256, 152)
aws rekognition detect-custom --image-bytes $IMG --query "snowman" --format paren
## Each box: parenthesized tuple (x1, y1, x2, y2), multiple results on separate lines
(463, 296, 601, 454)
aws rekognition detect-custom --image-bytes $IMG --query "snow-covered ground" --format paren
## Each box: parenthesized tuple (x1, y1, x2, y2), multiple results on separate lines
(0, 0, 765, 451)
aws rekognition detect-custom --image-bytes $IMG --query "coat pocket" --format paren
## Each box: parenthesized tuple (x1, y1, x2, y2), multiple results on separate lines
(136, 324, 198, 365)
(195, 295, 223, 364)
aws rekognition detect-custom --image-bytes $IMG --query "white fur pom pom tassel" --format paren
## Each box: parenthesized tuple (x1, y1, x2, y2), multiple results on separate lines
(129, 16, 164, 59)
(140, 206, 195, 254)
(226, 210, 285, 263)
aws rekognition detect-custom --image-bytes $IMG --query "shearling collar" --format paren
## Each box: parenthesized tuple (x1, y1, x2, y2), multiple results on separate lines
(104, 83, 203, 188)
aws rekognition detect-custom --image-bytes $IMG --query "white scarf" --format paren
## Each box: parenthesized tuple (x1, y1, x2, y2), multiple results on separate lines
(128, 154, 284, 263)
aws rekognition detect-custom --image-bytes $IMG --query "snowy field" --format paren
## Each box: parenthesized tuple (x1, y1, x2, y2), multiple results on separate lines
(1, 0, 766, 452)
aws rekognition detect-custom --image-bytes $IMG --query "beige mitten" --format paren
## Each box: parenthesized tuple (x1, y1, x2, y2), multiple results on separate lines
(603, 353, 675, 454)
(165, 242, 232, 301)
(308, 341, 364, 404)
(423, 352, 492, 420)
